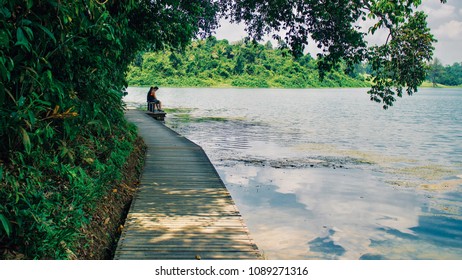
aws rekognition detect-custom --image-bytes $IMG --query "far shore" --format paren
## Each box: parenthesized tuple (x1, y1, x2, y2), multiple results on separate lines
(127, 82, 462, 90)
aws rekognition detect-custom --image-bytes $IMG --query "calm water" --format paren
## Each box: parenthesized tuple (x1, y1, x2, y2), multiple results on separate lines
(124, 87, 462, 259)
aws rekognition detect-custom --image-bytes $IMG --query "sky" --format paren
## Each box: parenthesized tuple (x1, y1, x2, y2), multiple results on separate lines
(214, 0, 462, 65)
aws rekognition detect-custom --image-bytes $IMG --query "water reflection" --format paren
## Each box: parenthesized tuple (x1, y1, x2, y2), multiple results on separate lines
(218, 164, 462, 259)
(308, 229, 347, 259)
(219, 165, 422, 259)
(412, 215, 462, 249)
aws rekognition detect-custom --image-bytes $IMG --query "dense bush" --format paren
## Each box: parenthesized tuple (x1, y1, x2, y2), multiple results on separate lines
(0, 0, 135, 259)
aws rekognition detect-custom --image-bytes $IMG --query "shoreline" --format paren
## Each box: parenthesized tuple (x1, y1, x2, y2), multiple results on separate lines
(127, 84, 462, 90)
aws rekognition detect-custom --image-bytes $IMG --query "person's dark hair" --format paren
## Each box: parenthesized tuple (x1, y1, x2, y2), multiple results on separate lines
(154, 86, 159, 90)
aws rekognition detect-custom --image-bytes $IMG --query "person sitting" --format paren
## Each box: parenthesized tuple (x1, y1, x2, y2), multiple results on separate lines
(147, 86, 163, 112)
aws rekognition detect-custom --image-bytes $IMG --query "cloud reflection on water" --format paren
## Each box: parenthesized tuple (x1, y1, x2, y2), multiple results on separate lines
(218, 165, 462, 259)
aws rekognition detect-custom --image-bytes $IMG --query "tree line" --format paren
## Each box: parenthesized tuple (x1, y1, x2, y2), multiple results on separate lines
(127, 37, 369, 88)
(427, 58, 462, 87)
(129, 38, 462, 90)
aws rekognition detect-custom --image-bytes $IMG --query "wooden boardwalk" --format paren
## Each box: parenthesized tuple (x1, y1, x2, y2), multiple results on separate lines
(114, 110, 262, 260)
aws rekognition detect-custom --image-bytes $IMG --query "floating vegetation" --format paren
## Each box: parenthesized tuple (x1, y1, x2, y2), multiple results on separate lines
(395, 165, 458, 181)
(170, 112, 246, 123)
(420, 179, 462, 191)
(195, 116, 237, 122)
(163, 108, 197, 114)
(172, 113, 194, 123)
(386, 168, 462, 192)
(294, 143, 417, 166)
(218, 155, 367, 169)
(385, 180, 420, 188)
(294, 143, 462, 191)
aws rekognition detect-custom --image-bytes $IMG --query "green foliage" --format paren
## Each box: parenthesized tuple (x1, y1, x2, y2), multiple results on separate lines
(427, 59, 462, 87)
(0, 213, 11, 237)
(0, 0, 218, 259)
(0, 124, 137, 259)
(368, 11, 435, 109)
(127, 38, 369, 88)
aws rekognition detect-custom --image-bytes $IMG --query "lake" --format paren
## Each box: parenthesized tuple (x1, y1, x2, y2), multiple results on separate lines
(124, 87, 462, 259)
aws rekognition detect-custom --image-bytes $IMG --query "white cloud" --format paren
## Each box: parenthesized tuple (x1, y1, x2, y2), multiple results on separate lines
(422, 4, 455, 19)
(214, 19, 247, 43)
(434, 20, 462, 39)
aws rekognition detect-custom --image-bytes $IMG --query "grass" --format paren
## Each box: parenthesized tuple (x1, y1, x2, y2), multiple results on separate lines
(420, 81, 462, 88)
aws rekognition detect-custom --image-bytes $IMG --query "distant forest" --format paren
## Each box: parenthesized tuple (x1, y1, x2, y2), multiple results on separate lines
(126, 37, 370, 88)
(427, 59, 462, 87)
(127, 37, 462, 89)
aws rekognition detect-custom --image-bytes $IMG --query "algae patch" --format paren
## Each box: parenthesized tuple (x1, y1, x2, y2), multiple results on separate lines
(163, 107, 197, 114)
(385, 180, 420, 188)
(167, 108, 246, 123)
(395, 165, 458, 181)
(294, 143, 417, 166)
(420, 179, 462, 191)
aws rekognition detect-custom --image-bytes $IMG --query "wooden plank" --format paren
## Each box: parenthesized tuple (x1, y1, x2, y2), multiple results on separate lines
(114, 252, 260, 260)
(116, 247, 259, 253)
(118, 238, 257, 244)
(114, 110, 262, 260)
(119, 231, 254, 237)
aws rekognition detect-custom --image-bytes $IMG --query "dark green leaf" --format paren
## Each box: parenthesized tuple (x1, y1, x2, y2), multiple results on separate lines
(35, 23, 56, 44)
(19, 127, 32, 154)
(26, 0, 34, 9)
(0, 213, 12, 237)
(15, 28, 31, 51)
(0, 30, 9, 47)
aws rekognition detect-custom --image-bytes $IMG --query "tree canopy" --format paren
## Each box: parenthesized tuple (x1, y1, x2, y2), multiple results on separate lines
(219, 0, 447, 108)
